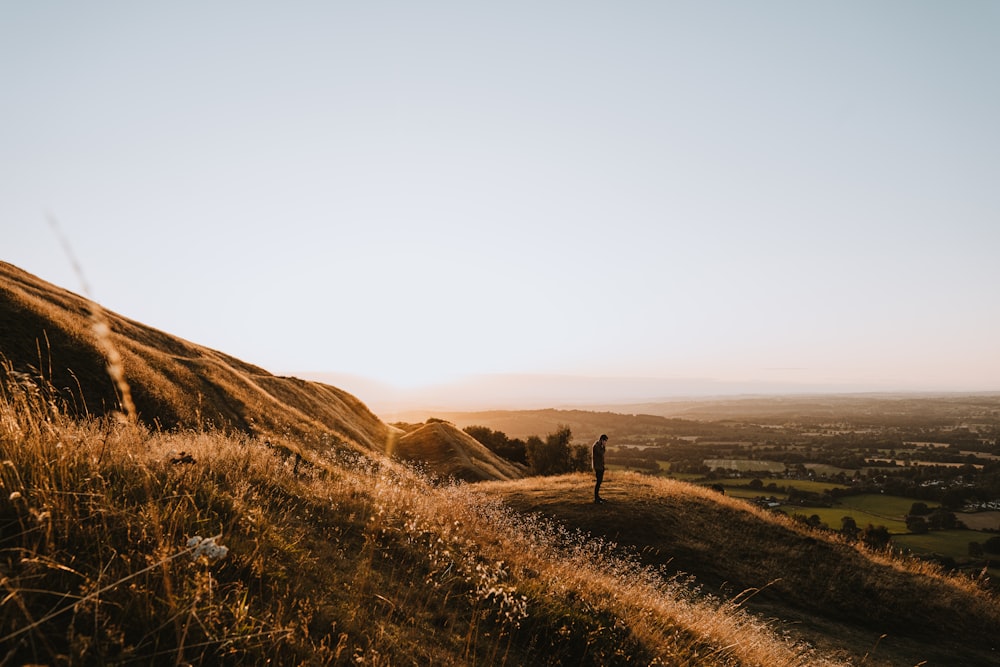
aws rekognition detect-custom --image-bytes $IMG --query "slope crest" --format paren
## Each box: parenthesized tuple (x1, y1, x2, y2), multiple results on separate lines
(0, 261, 388, 452)
(393, 421, 526, 482)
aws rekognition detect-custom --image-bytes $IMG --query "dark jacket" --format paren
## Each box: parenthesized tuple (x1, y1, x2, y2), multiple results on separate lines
(592, 439, 606, 472)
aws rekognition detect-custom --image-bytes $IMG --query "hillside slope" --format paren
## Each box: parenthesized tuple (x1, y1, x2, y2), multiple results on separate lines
(2, 376, 852, 666)
(0, 262, 523, 482)
(391, 421, 526, 482)
(483, 472, 1000, 666)
(0, 261, 388, 449)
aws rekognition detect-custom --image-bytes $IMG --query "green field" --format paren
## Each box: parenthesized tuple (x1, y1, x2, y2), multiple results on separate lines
(726, 487, 787, 500)
(712, 477, 848, 495)
(893, 529, 994, 557)
(779, 479, 850, 494)
(781, 506, 909, 534)
(957, 511, 1000, 531)
(779, 494, 941, 535)
(780, 494, 937, 530)
(837, 493, 936, 520)
(632, 477, 992, 567)
(668, 472, 705, 482)
(704, 459, 785, 473)
(779, 495, 993, 564)
(804, 463, 855, 476)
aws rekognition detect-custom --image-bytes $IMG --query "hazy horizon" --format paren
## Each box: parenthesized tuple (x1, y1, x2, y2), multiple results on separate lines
(4, 2, 999, 394)
(298, 369, 1000, 417)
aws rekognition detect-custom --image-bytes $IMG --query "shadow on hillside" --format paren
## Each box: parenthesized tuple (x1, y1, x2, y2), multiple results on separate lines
(484, 472, 1000, 667)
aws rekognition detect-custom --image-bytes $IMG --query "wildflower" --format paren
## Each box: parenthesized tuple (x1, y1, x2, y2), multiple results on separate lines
(187, 535, 229, 563)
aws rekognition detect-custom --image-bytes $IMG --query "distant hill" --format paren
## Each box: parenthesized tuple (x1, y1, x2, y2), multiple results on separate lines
(387, 407, 705, 443)
(394, 392, 1000, 442)
(305, 371, 896, 416)
(611, 393, 1000, 424)
(391, 420, 526, 482)
(0, 262, 517, 481)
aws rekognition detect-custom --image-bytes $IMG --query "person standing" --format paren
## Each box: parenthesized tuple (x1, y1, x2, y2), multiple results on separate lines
(592, 434, 608, 503)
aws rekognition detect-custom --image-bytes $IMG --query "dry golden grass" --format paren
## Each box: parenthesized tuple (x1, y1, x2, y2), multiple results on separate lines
(1, 363, 855, 665)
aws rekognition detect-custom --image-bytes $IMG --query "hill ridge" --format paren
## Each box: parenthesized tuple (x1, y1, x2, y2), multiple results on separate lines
(0, 261, 518, 481)
(393, 421, 526, 482)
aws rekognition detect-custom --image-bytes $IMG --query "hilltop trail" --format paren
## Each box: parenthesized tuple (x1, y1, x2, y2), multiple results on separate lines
(482, 472, 1000, 667)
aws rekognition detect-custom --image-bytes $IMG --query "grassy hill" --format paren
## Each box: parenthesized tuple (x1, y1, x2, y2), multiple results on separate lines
(0, 261, 389, 450)
(483, 475, 1000, 666)
(1, 373, 842, 666)
(0, 262, 513, 483)
(2, 261, 998, 665)
(391, 421, 526, 482)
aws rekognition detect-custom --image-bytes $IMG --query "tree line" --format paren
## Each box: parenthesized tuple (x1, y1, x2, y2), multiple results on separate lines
(464, 425, 591, 476)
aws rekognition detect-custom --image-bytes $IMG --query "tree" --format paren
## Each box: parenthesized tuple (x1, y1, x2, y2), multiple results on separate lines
(464, 425, 528, 465)
(906, 516, 929, 534)
(862, 524, 891, 549)
(526, 426, 575, 476)
(569, 443, 590, 473)
(840, 516, 860, 539)
(524, 436, 546, 474)
(983, 536, 1000, 555)
(940, 488, 968, 510)
(927, 509, 958, 530)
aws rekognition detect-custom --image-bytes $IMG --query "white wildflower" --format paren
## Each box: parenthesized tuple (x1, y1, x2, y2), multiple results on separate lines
(186, 535, 229, 563)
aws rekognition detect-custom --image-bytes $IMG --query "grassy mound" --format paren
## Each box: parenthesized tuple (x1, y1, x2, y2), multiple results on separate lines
(391, 421, 526, 482)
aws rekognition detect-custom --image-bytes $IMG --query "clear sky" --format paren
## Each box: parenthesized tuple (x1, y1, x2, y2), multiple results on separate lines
(3, 2, 999, 398)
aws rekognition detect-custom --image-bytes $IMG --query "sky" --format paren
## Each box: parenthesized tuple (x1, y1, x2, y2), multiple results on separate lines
(3, 1, 999, 403)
